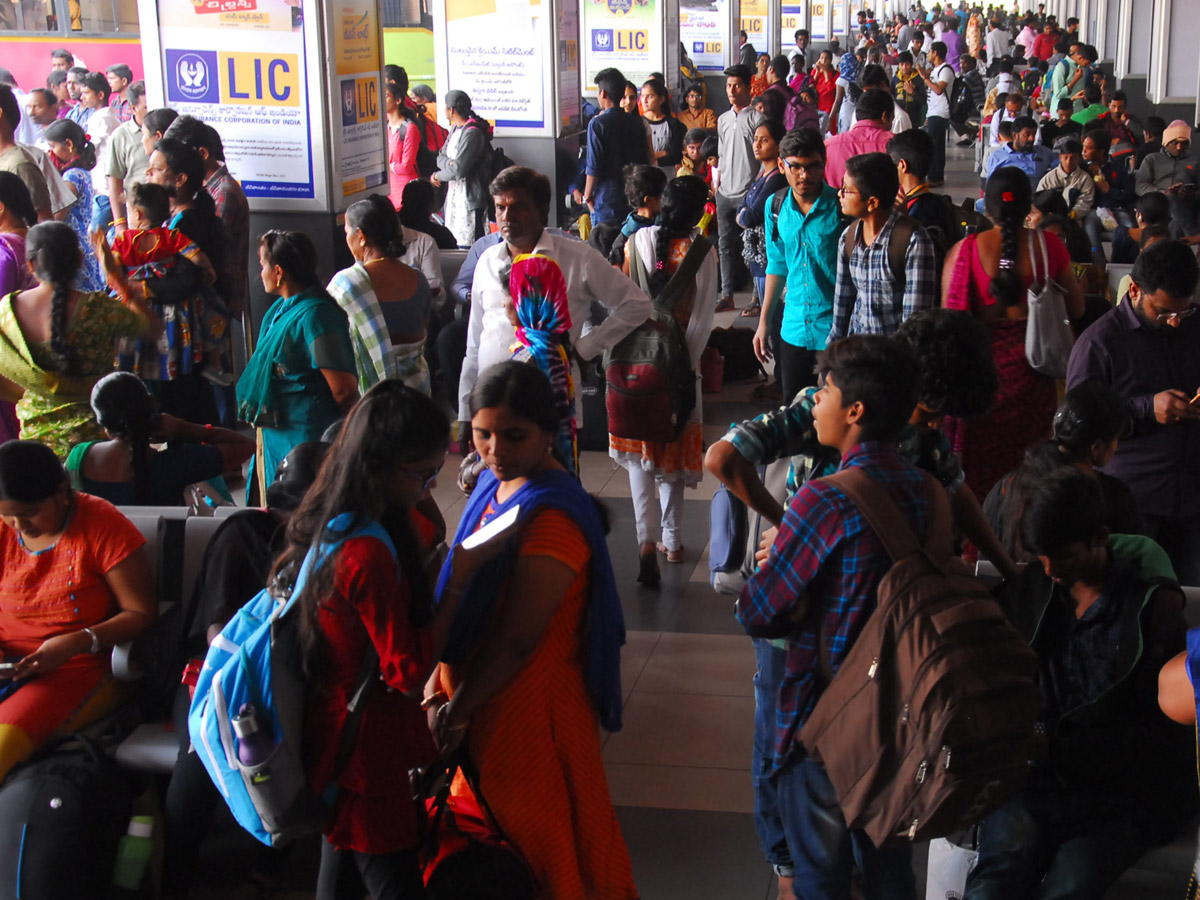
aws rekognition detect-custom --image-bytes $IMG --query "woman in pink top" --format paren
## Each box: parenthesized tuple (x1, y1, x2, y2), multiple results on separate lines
(386, 82, 421, 211)
(941, 166, 1084, 500)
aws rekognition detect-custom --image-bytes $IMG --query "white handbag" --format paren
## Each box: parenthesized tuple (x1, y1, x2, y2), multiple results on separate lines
(1024, 228, 1075, 380)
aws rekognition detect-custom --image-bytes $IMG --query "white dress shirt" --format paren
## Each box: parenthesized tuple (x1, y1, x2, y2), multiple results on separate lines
(458, 229, 653, 422)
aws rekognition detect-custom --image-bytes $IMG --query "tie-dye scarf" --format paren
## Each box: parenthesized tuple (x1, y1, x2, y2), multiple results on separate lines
(507, 253, 578, 478)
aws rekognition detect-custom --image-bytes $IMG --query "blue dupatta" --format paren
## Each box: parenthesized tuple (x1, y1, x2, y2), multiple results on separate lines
(435, 468, 625, 732)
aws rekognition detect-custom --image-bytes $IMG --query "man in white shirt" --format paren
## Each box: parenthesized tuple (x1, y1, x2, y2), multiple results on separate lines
(984, 17, 1012, 74)
(458, 166, 652, 450)
(920, 40, 954, 185)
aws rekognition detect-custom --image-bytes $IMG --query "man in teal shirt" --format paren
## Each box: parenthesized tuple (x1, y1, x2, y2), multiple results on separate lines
(753, 127, 845, 402)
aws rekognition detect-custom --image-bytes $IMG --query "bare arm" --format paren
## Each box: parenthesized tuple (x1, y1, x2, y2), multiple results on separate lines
(320, 368, 359, 413)
(705, 440, 787, 527)
(1159, 651, 1195, 725)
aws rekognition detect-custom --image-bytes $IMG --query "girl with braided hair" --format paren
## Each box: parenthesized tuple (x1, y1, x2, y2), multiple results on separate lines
(942, 165, 1085, 499)
(0, 221, 158, 457)
(609, 175, 716, 585)
(66, 372, 252, 506)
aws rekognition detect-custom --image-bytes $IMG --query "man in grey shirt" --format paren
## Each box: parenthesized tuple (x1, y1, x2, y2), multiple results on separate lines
(984, 18, 1012, 75)
(716, 63, 765, 311)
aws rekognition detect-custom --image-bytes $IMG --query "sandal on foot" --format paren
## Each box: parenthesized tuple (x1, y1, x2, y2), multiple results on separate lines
(714, 297, 736, 313)
(740, 303, 761, 317)
(656, 542, 684, 564)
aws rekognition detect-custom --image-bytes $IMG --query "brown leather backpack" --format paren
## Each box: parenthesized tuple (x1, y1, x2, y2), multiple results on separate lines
(798, 467, 1042, 847)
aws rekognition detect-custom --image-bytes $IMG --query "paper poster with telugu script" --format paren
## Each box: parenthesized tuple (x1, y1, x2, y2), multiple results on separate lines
(581, 0, 659, 93)
(158, 0, 300, 31)
(780, 3, 803, 56)
(332, 3, 387, 196)
(679, 0, 729, 73)
(157, 0, 315, 198)
(445, 0, 546, 128)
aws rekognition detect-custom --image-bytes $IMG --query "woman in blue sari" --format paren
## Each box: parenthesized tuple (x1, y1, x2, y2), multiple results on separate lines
(237, 231, 357, 502)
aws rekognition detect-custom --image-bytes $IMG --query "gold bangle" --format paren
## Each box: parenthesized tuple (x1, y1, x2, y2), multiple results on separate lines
(112, 217, 127, 225)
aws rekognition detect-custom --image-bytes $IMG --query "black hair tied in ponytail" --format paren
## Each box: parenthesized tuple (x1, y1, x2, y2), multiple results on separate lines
(25, 222, 81, 373)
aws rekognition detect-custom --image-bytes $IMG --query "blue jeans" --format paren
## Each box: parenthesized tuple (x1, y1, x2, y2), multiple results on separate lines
(964, 787, 1155, 900)
(774, 753, 916, 900)
(1082, 208, 1134, 263)
(752, 638, 793, 873)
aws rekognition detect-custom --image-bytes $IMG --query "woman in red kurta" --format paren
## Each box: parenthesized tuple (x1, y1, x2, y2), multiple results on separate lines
(285, 381, 502, 900)
(0, 440, 155, 782)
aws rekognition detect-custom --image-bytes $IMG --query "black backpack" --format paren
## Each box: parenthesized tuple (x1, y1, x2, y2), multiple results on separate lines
(0, 736, 134, 900)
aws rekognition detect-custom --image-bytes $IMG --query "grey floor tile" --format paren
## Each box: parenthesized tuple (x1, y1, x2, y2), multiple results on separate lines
(616, 807, 773, 900)
(606, 762, 756, 814)
(635, 632, 756, 698)
(603, 691, 754, 770)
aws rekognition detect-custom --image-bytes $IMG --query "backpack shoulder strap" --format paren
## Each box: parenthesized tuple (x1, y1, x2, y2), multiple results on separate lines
(626, 232, 654, 297)
(770, 187, 789, 231)
(64, 441, 95, 491)
(844, 219, 862, 264)
(887, 214, 919, 284)
(654, 234, 710, 315)
(824, 466, 952, 564)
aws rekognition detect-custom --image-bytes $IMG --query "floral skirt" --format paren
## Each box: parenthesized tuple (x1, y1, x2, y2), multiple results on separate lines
(609, 422, 703, 486)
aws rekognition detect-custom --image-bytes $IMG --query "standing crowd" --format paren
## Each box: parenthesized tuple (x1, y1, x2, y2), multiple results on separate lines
(0, 6, 1195, 898)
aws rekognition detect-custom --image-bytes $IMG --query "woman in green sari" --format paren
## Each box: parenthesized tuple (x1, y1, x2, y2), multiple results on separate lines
(0, 222, 159, 458)
(237, 231, 357, 502)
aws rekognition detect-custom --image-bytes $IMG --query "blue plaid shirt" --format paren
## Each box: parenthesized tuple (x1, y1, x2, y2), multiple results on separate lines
(829, 211, 937, 341)
(735, 442, 934, 768)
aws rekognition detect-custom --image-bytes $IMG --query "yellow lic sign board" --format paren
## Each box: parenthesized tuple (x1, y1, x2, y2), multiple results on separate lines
(220, 51, 301, 106)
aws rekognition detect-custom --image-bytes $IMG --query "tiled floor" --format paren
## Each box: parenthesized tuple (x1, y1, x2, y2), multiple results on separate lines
(185, 145, 1191, 898)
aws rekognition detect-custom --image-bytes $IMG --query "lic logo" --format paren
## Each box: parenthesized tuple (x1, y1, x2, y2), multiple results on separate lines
(592, 29, 613, 51)
(165, 49, 219, 104)
(177, 54, 210, 100)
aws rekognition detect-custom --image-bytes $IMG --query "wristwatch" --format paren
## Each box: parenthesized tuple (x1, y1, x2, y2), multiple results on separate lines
(82, 627, 101, 655)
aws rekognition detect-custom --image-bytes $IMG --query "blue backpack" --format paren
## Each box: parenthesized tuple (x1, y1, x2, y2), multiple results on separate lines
(188, 519, 394, 847)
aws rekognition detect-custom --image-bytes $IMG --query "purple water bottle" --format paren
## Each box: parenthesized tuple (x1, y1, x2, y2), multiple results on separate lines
(232, 703, 275, 767)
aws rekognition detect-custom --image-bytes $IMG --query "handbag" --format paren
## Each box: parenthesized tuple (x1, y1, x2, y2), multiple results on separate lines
(1024, 229, 1075, 380)
(421, 751, 534, 899)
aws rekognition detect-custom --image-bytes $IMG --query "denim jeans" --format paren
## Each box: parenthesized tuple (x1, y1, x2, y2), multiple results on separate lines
(1082, 208, 1134, 263)
(752, 638, 793, 873)
(924, 115, 949, 183)
(774, 752, 916, 900)
(964, 787, 1156, 900)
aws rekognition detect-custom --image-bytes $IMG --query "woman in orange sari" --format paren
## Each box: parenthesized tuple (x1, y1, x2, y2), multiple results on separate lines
(427, 361, 637, 900)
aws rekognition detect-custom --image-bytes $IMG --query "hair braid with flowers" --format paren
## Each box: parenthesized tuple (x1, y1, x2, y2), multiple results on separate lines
(983, 166, 1032, 308)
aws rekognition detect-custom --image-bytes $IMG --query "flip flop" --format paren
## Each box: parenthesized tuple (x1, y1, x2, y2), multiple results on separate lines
(740, 303, 761, 318)
(715, 297, 736, 312)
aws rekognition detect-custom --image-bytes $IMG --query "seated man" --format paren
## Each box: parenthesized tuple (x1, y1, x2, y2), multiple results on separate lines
(965, 467, 1196, 899)
(1135, 120, 1200, 238)
(1037, 136, 1094, 220)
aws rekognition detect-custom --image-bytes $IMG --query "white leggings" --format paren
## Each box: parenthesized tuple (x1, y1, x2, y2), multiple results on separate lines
(624, 462, 685, 551)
